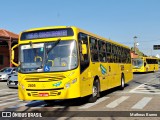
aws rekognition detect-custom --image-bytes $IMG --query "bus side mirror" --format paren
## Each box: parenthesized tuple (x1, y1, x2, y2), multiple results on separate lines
(12, 50, 15, 60)
(11, 44, 19, 67)
(144, 62, 146, 67)
(82, 44, 87, 54)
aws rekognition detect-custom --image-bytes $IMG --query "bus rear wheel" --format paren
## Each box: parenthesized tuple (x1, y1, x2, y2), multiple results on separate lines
(88, 79, 100, 103)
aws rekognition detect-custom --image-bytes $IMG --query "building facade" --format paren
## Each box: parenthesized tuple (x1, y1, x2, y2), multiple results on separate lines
(0, 29, 18, 69)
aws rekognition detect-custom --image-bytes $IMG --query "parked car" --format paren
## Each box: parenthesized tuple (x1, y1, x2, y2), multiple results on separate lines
(0, 67, 17, 81)
(7, 72, 18, 88)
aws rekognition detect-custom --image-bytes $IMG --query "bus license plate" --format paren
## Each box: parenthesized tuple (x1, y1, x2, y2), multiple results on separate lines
(39, 93, 49, 97)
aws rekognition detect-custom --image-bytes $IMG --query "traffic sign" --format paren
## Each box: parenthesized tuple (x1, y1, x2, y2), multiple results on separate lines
(153, 45, 160, 50)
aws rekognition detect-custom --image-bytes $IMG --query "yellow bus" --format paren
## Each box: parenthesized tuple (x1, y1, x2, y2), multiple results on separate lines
(132, 57, 159, 72)
(12, 26, 133, 103)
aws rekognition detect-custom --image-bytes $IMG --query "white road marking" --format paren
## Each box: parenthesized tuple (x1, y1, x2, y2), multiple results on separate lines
(130, 83, 160, 94)
(132, 97, 152, 109)
(8, 103, 27, 109)
(0, 95, 17, 99)
(0, 100, 21, 107)
(0, 97, 18, 103)
(8, 100, 45, 109)
(130, 91, 160, 94)
(130, 84, 145, 93)
(106, 96, 130, 108)
(52, 106, 65, 109)
(0, 89, 9, 92)
(79, 97, 109, 109)
(29, 107, 44, 109)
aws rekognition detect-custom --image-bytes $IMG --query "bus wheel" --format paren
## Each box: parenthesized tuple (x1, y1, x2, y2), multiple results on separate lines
(88, 79, 99, 103)
(120, 75, 125, 90)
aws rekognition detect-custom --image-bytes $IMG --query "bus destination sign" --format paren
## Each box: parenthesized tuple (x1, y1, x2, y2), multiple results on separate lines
(21, 28, 74, 40)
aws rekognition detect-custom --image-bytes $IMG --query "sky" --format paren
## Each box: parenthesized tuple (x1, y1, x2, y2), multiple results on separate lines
(1, 0, 160, 56)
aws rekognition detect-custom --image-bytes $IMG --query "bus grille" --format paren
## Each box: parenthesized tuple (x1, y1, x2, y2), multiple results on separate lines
(24, 74, 66, 82)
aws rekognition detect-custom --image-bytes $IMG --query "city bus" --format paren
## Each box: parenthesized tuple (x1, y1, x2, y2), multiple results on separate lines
(12, 26, 133, 103)
(132, 57, 159, 72)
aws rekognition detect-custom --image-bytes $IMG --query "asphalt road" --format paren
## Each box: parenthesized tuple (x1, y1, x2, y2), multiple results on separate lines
(0, 71, 160, 120)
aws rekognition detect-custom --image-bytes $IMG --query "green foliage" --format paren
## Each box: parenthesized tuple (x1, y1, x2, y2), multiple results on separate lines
(131, 47, 147, 57)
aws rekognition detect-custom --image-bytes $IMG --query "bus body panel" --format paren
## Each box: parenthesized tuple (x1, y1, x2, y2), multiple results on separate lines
(18, 69, 81, 100)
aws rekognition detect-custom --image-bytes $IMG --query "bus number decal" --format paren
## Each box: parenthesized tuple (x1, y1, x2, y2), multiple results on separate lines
(121, 65, 124, 71)
(28, 84, 36, 87)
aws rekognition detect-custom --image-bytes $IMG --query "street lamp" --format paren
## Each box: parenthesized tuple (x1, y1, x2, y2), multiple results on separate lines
(133, 36, 137, 53)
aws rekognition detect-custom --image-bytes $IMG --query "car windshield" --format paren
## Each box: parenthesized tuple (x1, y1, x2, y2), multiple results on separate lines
(132, 58, 143, 68)
(0, 68, 12, 73)
(19, 40, 78, 73)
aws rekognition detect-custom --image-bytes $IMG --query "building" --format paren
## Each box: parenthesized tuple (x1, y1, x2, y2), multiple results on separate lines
(0, 29, 18, 69)
(130, 51, 139, 58)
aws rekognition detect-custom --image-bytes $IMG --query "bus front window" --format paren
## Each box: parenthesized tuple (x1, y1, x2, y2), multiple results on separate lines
(19, 40, 78, 73)
(132, 58, 143, 68)
(46, 40, 78, 71)
(20, 43, 44, 73)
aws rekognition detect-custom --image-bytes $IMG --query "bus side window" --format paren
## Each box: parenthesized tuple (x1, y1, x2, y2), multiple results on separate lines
(106, 42, 111, 62)
(89, 37, 99, 62)
(78, 33, 90, 73)
(98, 40, 106, 62)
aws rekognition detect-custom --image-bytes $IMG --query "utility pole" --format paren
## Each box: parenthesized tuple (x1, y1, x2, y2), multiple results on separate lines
(133, 36, 137, 53)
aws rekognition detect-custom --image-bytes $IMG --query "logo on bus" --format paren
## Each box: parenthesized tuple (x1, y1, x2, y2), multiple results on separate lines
(53, 81, 62, 87)
(100, 64, 107, 75)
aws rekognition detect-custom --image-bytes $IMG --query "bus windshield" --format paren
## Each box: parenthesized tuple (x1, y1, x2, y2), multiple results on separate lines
(132, 58, 143, 68)
(20, 40, 78, 73)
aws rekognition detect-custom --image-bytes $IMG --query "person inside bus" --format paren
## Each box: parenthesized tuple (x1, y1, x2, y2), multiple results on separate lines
(100, 43, 106, 62)
(91, 41, 98, 62)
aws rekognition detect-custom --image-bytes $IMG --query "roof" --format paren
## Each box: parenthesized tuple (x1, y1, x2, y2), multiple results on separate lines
(0, 29, 18, 39)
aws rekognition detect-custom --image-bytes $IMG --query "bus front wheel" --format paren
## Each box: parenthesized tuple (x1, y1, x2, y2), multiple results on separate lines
(119, 75, 125, 90)
(88, 79, 100, 103)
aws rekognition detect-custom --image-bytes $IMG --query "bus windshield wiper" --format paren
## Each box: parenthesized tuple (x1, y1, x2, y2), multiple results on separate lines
(46, 39, 61, 54)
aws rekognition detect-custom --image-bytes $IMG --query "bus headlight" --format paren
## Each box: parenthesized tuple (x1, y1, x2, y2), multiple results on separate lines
(65, 78, 77, 89)
(65, 82, 70, 88)
(19, 82, 25, 90)
(22, 85, 25, 90)
(71, 78, 77, 84)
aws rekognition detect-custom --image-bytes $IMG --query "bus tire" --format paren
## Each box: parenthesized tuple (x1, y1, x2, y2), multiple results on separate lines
(88, 79, 100, 103)
(120, 75, 125, 90)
